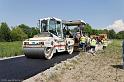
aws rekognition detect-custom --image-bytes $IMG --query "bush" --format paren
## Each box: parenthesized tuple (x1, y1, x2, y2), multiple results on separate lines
(11, 27, 28, 41)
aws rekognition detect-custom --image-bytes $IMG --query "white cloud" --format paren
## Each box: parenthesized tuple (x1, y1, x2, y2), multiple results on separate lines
(107, 19, 124, 32)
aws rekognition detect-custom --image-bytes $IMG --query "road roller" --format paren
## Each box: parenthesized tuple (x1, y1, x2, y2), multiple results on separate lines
(22, 17, 74, 59)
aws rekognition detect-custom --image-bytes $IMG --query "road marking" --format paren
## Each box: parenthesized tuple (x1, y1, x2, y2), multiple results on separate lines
(0, 55, 25, 60)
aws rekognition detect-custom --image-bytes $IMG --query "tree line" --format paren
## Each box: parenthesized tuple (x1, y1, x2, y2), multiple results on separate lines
(0, 22, 124, 42)
(0, 22, 39, 42)
(84, 23, 124, 39)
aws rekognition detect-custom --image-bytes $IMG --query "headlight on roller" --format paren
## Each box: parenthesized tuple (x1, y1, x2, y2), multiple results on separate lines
(39, 42, 44, 45)
(24, 42, 29, 45)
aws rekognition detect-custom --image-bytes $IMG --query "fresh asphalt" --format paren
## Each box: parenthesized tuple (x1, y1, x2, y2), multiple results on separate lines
(0, 51, 79, 82)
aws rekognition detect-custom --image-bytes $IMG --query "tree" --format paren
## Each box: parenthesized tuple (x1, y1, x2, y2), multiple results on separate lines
(18, 24, 31, 38)
(108, 29, 116, 39)
(0, 22, 11, 41)
(91, 29, 99, 35)
(116, 31, 124, 39)
(10, 27, 28, 41)
(103, 29, 109, 34)
(18, 24, 39, 38)
(30, 27, 40, 37)
(83, 23, 92, 36)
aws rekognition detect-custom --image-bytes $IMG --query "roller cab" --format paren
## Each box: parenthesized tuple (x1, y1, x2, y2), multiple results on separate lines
(23, 17, 74, 59)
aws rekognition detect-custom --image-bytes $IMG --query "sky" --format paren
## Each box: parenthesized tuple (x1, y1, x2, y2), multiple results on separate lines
(0, 0, 124, 30)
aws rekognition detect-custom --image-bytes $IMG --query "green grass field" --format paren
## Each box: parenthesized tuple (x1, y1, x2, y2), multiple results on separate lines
(103, 40, 122, 57)
(0, 41, 23, 57)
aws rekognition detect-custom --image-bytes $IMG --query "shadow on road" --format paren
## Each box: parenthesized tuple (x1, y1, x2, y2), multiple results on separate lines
(111, 65, 124, 69)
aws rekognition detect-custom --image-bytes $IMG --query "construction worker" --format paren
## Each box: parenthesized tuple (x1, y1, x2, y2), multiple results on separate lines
(85, 36, 91, 52)
(79, 35, 86, 51)
(67, 29, 73, 38)
(102, 39, 108, 50)
(90, 37, 97, 54)
(74, 32, 80, 43)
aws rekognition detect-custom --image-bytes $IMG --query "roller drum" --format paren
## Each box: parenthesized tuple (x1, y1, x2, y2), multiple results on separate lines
(23, 48, 45, 58)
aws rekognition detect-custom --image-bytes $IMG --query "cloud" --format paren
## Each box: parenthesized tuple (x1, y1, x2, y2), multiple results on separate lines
(107, 19, 124, 32)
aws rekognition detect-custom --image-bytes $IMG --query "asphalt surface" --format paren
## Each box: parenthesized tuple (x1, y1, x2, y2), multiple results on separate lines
(0, 51, 79, 82)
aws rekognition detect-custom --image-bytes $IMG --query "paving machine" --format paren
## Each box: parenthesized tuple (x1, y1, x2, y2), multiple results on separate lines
(90, 34, 108, 44)
(23, 17, 74, 59)
(63, 20, 86, 51)
(99, 34, 107, 40)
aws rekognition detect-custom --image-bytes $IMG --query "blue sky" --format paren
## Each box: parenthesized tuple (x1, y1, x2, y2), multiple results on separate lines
(0, 0, 124, 29)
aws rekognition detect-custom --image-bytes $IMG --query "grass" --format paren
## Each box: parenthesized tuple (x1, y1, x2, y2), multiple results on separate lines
(0, 41, 23, 57)
(101, 40, 122, 56)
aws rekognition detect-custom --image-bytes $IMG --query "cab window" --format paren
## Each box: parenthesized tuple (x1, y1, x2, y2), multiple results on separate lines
(41, 20, 48, 32)
(56, 21, 62, 37)
(49, 19, 57, 35)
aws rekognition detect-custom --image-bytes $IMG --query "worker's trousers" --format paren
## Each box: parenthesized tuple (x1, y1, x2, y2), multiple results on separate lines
(90, 46, 95, 53)
(79, 42, 86, 51)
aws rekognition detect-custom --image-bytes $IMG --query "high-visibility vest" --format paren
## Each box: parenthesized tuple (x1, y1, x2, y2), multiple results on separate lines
(103, 40, 108, 46)
(90, 39, 97, 46)
(80, 36, 86, 43)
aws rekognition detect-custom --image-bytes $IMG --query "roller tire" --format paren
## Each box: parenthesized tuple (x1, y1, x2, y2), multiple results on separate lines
(44, 47, 54, 59)
(67, 45, 74, 54)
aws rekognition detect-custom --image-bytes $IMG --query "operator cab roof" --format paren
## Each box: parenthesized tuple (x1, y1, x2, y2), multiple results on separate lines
(38, 17, 86, 26)
(63, 20, 86, 26)
(39, 17, 62, 22)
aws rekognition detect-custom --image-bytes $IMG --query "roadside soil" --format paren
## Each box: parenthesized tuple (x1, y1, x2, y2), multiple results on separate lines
(23, 40, 124, 82)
